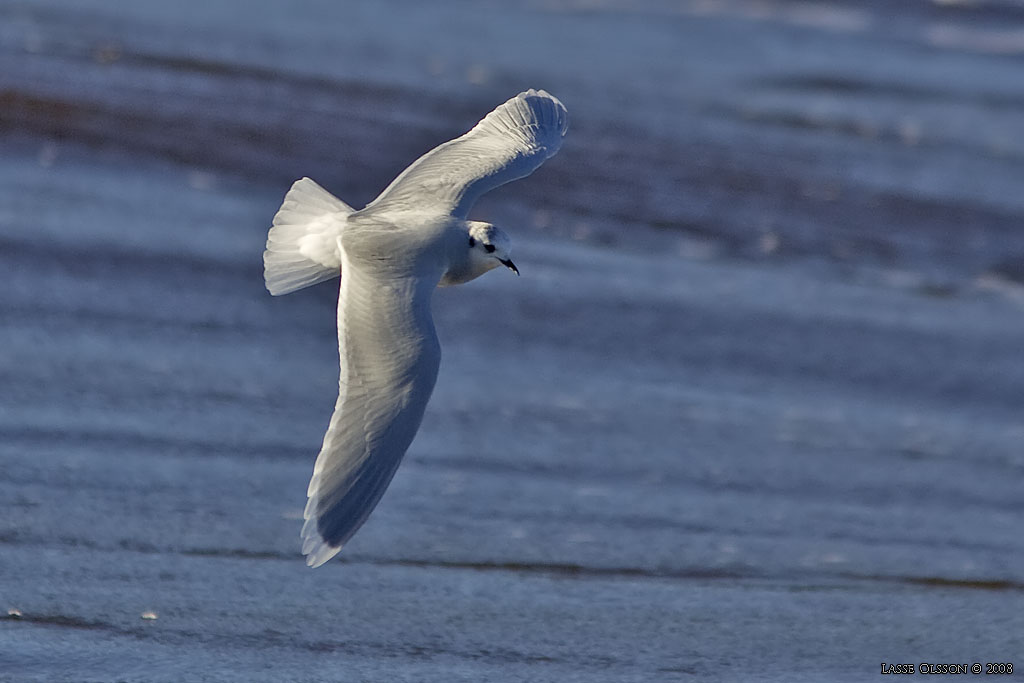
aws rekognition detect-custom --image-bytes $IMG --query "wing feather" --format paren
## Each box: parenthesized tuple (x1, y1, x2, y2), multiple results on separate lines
(301, 259, 441, 567)
(361, 89, 568, 219)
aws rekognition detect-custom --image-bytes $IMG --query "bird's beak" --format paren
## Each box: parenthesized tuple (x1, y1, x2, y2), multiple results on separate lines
(499, 258, 519, 276)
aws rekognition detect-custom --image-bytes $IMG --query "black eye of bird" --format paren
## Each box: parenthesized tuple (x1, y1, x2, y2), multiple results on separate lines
(468, 236, 476, 247)
(484, 244, 496, 253)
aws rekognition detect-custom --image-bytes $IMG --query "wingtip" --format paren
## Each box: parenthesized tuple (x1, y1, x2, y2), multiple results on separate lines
(301, 523, 343, 568)
(515, 88, 569, 137)
(305, 553, 338, 568)
(304, 545, 341, 568)
(301, 498, 343, 568)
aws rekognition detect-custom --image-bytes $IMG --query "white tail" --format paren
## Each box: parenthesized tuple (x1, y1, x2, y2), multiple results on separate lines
(263, 178, 354, 296)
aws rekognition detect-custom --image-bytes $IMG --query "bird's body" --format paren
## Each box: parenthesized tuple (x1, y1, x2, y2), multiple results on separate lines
(263, 90, 568, 567)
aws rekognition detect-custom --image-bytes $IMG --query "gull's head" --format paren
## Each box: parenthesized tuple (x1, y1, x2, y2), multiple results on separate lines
(468, 222, 518, 275)
(441, 221, 518, 286)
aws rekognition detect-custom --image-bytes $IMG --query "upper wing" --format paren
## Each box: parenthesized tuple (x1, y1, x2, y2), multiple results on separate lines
(301, 259, 441, 567)
(361, 89, 568, 219)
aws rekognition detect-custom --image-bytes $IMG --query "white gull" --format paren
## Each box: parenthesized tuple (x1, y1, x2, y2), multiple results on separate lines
(263, 90, 568, 567)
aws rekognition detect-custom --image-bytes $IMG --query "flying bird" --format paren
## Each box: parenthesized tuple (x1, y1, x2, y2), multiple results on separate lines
(263, 90, 568, 567)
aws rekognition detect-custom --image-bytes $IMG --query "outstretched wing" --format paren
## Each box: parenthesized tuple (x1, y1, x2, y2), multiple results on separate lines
(361, 89, 568, 219)
(301, 258, 441, 567)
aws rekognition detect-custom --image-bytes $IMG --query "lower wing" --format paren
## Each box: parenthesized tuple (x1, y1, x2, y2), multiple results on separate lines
(301, 268, 441, 567)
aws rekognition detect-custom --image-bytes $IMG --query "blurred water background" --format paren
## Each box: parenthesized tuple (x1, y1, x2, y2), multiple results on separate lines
(1, 1, 1023, 681)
